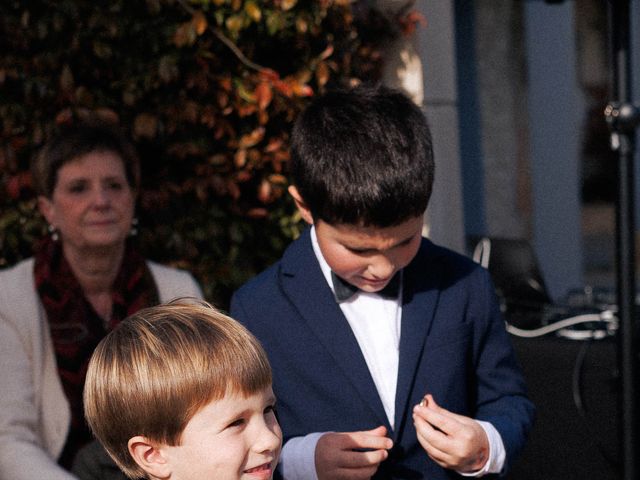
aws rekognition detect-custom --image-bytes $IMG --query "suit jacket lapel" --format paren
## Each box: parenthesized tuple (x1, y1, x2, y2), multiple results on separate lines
(278, 229, 391, 428)
(393, 240, 442, 436)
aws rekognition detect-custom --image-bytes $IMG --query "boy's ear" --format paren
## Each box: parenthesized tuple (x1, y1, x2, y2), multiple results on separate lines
(288, 186, 314, 224)
(128, 436, 171, 480)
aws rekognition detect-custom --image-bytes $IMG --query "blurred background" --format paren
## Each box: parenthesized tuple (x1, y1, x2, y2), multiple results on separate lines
(1, 0, 632, 305)
(2, 1, 639, 478)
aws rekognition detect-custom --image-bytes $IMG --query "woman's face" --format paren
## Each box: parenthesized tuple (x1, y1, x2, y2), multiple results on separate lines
(38, 151, 136, 252)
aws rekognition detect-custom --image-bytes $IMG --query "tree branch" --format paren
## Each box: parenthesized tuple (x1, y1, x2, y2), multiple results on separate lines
(174, 0, 269, 73)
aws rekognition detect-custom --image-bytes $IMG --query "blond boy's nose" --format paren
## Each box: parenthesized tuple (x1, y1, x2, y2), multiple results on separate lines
(254, 424, 281, 453)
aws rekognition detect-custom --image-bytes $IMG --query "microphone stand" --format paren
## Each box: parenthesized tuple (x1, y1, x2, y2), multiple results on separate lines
(604, 1, 640, 479)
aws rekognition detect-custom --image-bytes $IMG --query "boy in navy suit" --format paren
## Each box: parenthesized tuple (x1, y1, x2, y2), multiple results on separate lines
(231, 85, 534, 479)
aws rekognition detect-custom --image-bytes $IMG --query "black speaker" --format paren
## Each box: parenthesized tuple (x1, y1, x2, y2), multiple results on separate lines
(471, 237, 552, 328)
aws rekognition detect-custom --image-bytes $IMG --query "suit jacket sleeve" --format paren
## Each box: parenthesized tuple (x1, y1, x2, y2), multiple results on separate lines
(468, 266, 535, 472)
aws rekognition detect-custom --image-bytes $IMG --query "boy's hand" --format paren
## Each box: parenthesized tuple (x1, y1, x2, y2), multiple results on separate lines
(315, 425, 393, 480)
(412, 394, 489, 473)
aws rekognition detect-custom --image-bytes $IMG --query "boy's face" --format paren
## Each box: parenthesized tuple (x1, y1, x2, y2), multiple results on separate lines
(161, 386, 281, 480)
(314, 215, 424, 292)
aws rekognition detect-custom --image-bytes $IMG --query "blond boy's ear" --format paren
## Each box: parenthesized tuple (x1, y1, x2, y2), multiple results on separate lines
(128, 436, 171, 480)
(288, 186, 314, 225)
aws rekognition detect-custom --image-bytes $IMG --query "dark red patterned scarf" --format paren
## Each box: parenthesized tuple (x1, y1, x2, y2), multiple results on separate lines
(33, 237, 159, 469)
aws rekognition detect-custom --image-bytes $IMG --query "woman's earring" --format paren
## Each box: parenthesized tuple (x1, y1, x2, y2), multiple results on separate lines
(130, 217, 139, 236)
(48, 224, 59, 242)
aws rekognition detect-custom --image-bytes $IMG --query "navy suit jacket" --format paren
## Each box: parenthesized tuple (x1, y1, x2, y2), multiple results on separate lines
(231, 229, 534, 479)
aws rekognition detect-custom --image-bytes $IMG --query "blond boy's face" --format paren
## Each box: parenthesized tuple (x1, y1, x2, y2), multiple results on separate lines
(161, 386, 282, 480)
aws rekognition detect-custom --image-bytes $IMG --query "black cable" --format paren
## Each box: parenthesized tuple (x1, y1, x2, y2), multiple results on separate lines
(571, 338, 620, 470)
(571, 339, 589, 416)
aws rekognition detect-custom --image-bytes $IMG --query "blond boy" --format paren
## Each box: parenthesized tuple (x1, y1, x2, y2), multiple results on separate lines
(84, 300, 282, 480)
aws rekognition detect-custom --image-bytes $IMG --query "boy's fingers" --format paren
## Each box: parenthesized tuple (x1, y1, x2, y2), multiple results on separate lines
(340, 447, 390, 468)
(416, 432, 451, 464)
(413, 405, 461, 436)
(418, 395, 454, 421)
(317, 428, 393, 458)
(316, 430, 392, 479)
(413, 415, 461, 468)
(423, 395, 475, 425)
(342, 427, 394, 451)
(413, 410, 490, 472)
(413, 412, 449, 446)
(414, 396, 477, 437)
(413, 408, 464, 454)
(364, 425, 389, 437)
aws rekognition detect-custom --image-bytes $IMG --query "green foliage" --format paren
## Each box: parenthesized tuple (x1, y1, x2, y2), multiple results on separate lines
(0, 0, 394, 307)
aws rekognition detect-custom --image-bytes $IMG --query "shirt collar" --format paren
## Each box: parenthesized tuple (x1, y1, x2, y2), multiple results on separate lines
(311, 225, 337, 294)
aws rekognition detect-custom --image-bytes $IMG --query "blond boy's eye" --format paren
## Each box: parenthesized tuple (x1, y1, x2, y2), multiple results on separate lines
(227, 418, 245, 428)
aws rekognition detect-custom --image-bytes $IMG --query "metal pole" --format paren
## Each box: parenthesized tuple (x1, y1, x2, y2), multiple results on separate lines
(605, 1, 640, 479)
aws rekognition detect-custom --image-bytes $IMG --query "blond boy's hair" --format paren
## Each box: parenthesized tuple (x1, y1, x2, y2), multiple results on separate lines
(83, 300, 272, 479)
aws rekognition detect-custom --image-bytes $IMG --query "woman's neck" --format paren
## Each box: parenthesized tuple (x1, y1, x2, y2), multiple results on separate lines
(62, 243, 125, 319)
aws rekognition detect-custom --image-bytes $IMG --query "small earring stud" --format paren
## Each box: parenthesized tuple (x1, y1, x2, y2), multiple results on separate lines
(48, 224, 59, 242)
(130, 217, 139, 236)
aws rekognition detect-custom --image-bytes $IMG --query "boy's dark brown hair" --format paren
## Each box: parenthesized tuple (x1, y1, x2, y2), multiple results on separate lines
(290, 84, 434, 227)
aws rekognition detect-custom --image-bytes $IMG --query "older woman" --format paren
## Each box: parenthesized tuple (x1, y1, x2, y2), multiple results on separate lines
(0, 121, 203, 480)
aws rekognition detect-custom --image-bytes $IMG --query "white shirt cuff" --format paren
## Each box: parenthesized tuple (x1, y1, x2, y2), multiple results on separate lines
(458, 420, 506, 477)
(279, 432, 326, 480)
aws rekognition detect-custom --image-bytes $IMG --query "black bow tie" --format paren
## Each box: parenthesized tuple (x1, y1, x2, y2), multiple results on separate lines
(331, 271, 401, 303)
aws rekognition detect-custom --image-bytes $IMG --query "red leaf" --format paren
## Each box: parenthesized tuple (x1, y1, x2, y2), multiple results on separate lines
(399, 11, 427, 36)
(315, 61, 330, 87)
(255, 81, 273, 110)
(238, 127, 265, 148)
(192, 11, 208, 35)
(133, 113, 158, 139)
(246, 208, 268, 218)
(259, 68, 280, 82)
(258, 179, 272, 203)
(273, 79, 293, 97)
(264, 138, 283, 153)
(234, 148, 247, 168)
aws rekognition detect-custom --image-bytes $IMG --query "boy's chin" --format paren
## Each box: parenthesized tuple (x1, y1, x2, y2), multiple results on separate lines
(356, 279, 392, 292)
